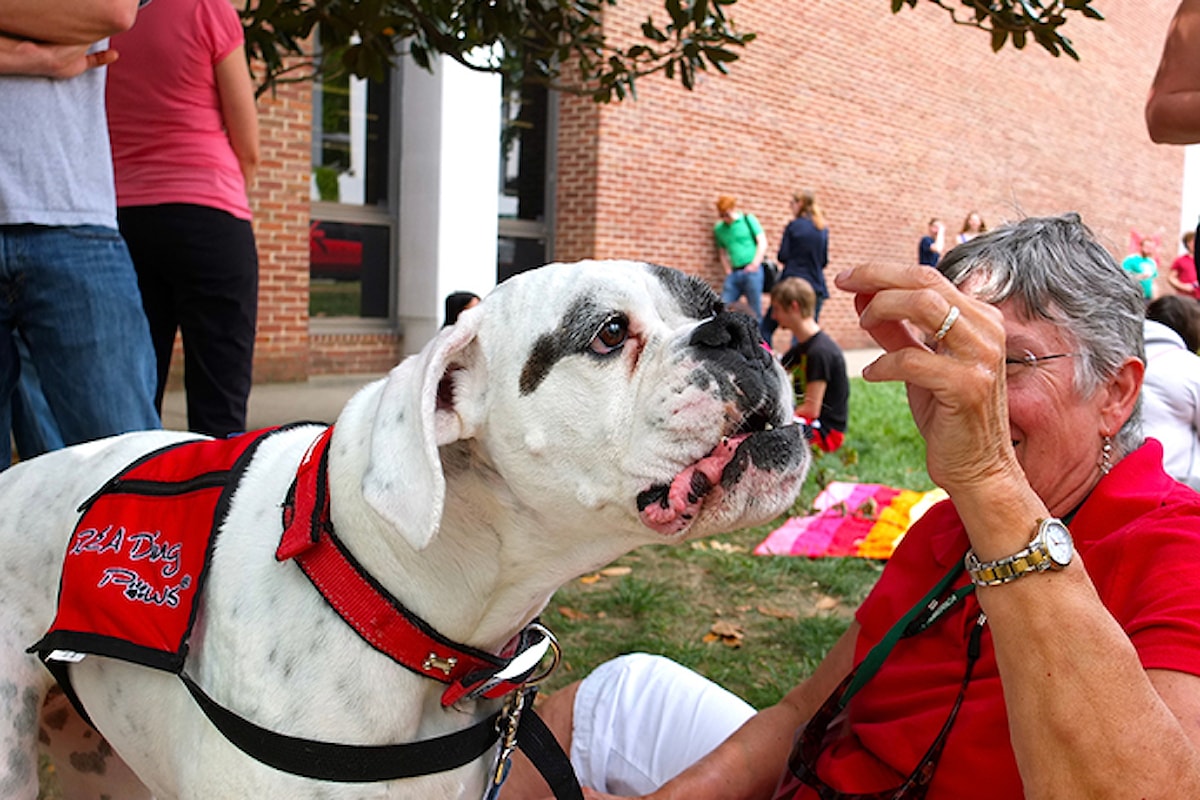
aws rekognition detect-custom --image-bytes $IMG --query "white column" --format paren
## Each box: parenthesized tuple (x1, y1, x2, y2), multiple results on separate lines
(1177, 144, 1200, 250)
(397, 54, 501, 355)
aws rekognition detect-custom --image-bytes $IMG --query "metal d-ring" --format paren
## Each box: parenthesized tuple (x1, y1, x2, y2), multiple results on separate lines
(522, 622, 562, 687)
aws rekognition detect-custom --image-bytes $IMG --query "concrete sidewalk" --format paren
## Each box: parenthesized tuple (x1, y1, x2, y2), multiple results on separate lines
(163, 348, 885, 431)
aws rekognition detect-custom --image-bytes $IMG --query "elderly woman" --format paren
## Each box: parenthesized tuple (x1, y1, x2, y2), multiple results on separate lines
(509, 214, 1200, 800)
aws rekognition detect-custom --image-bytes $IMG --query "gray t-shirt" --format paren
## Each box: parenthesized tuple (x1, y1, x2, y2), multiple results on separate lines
(0, 41, 117, 228)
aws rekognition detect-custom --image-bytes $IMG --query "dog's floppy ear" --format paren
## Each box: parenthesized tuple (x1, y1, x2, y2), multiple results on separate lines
(362, 307, 484, 550)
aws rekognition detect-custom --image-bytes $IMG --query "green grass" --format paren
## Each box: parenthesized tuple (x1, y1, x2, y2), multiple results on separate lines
(538, 378, 930, 709)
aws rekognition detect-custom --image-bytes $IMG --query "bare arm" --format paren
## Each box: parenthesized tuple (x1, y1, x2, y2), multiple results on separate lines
(1167, 268, 1193, 294)
(981, 559, 1200, 799)
(717, 241, 732, 274)
(0, 0, 138, 45)
(751, 232, 768, 271)
(634, 625, 858, 800)
(795, 379, 826, 422)
(215, 45, 259, 186)
(1147, 0, 1200, 143)
(0, 31, 116, 78)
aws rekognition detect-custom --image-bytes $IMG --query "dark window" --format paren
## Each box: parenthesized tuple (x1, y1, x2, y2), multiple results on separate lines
(310, 63, 393, 318)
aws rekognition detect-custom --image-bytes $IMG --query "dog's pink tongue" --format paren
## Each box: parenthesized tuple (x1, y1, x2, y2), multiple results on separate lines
(640, 435, 746, 535)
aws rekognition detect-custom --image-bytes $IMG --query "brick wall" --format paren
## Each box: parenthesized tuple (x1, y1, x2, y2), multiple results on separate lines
(556, 1, 1185, 350)
(307, 330, 404, 375)
(249, 79, 313, 381)
(249, 72, 402, 380)
(244, 1, 1185, 384)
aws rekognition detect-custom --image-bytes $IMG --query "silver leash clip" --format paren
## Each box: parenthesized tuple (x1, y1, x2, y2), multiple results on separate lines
(483, 688, 530, 799)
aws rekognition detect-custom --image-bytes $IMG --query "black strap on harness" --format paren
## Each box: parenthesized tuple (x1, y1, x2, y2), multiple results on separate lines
(510, 705, 582, 795)
(180, 674, 583, 797)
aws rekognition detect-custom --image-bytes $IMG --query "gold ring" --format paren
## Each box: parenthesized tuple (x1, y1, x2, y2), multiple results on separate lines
(933, 305, 960, 342)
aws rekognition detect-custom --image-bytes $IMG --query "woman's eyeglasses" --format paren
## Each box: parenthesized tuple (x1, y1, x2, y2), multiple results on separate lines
(1003, 351, 1077, 378)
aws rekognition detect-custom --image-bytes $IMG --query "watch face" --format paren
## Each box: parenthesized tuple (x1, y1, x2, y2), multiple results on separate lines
(1043, 520, 1073, 566)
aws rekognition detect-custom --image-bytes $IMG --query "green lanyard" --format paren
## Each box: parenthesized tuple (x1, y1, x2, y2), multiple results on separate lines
(840, 555, 974, 709)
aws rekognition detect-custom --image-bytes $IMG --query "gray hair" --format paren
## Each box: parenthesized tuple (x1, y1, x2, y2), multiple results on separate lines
(937, 213, 1144, 456)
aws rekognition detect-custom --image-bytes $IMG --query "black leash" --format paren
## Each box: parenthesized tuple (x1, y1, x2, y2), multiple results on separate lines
(514, 705, 582, 797)
(181, 674, 583, 798)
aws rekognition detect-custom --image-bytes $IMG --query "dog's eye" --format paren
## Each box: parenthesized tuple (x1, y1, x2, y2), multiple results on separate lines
(591, 314, 629, 355)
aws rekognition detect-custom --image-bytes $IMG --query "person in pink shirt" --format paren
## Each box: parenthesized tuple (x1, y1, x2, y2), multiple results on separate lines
(107, 0, 259, 437)
(1167, 230, 1200, 299)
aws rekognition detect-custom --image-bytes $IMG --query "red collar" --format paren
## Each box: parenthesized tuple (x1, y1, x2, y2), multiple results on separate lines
(275, 426, 550, 707)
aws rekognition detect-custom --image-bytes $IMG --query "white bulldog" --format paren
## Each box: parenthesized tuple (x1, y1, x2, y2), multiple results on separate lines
(0, 260, 809, 799)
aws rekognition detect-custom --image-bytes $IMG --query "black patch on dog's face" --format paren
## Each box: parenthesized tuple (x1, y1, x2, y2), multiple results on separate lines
(519, 264, 723, 396)
(687, 311, 783, 421)
(520, 296, 609, 395)
(646, 263, 722, 319)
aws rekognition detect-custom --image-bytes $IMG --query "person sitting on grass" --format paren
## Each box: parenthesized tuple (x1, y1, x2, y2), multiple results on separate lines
(505, 213, 1200, 800)
(770, 277, 848, 453)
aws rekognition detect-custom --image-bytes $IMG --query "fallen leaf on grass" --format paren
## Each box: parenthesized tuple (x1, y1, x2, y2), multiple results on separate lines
(600, 566, 632, 577)
(557, 606, 589, 621)
(579, 574, 602, 584)
(702, 619, 745, 648)
(688, 540, 746, 553)
(813, 595, 840, 611)
(757, 604, 799, 620)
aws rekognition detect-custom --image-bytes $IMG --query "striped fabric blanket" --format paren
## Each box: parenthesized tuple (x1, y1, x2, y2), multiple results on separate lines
(753, 481, 946, 560)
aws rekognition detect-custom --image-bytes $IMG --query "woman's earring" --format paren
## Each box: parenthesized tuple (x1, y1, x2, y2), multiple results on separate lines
(1099, 434, 1114, 475)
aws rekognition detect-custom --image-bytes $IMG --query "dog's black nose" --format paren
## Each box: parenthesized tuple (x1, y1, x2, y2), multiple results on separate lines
(689, 311, 771, 369)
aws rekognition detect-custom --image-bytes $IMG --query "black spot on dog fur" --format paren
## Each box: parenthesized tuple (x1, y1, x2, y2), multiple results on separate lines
(719, 427, 806, 490)
(519, 296, 608, 395)
(68, 742, 111, 776)
(14, 687, 38, 737)
(686, 312, 779, 412)
(4, 748, 33, 792)
(43, 703, 69, 731)
(646, 264, 722, 319)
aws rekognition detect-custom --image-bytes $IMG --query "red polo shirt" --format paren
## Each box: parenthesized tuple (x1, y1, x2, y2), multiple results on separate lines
(779, 441, 1200, 799)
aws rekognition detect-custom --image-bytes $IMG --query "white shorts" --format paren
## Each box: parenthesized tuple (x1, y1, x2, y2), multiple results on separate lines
(570, 653, 756, 795)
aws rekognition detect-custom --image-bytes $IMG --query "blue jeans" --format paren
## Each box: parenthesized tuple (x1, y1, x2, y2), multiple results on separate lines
(11, 333, 64, 458)
(0, 225, 160, 466)
(720, 266, 763, 319)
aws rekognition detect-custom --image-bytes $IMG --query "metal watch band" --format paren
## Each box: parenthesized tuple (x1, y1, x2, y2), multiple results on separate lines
(964, 546, 1052, 587)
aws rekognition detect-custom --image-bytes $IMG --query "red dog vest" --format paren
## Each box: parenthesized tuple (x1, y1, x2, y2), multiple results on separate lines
(29, 428, 285, 674)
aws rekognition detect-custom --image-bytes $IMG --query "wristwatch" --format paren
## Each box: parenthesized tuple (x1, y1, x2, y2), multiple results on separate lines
(965, 518, 1074, 587)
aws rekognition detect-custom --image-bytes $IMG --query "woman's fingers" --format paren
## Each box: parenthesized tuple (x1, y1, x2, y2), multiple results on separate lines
(837, 264, 1004, 359)
(834, 262, 1012, 491)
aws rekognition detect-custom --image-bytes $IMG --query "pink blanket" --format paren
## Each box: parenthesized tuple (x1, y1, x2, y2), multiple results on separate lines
(754, 482, 946, 559)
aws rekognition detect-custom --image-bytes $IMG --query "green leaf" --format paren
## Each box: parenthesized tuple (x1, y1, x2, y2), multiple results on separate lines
(666, 0, 688, 30)
(642, 18, 670, 43)
(704, 45, 739, 63)
(990, 26, 1008, 53)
